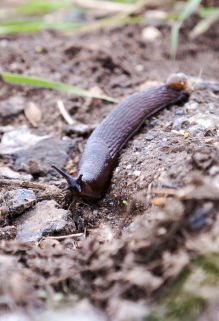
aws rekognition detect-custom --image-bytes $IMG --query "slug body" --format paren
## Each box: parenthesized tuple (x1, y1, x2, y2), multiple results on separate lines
(52, 74, 189, 199)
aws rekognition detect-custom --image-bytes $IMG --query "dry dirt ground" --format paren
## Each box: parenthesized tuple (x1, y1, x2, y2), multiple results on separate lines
(0, 12, 218, 321)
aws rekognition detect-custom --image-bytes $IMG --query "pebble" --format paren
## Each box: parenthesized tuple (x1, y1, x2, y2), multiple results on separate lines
(0, 166, 32, 180)
(63, 123, 97, 135)
(188, 125, 204, 132)
(184, 101, 199, 110)
(134, 170, 141, 177)
(141, 26, 162, 42)
(135, 64, 144, 72)
(157, 171, 176, 188)
(209, 166, 219, 176)
(0, 96, 25, 119)
(175, 109, 184, 116)
(0, 127, 50, 155)
(150, 119, 158, 126)
(36, 300, 106, 321)
(172, 118, 185, 130)
(63, 8, 87, 22)
(3, 189, 36, 216)
(189, 113, 219, 130)
(16, 200, 75, 242)
(0, 125, 15, 133)
(145, 133, 154, 140)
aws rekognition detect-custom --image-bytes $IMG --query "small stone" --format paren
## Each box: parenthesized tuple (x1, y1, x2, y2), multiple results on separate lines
(189, 113, 219, 130)
(175, 109, 184, 116)
(188, 125, 204, 132)
(0, 127, 50, 155)
(0, 166, 32, 180)
(0, 96, 25, 119)
(16, 200, 75, 242)
(145, 133, 154, 140)
(135, 64, 144, 72)
(3, 189, 36, 216)
(150, 119, 158, 126)
(63, 123, 96, 135)
(0, 125, 15, 133)
(184, 101, 199, 110)
(172, 118, 183, 130)
(134, 170, 141, 177)
(142, 26, 161, 42)
(14, 136, 75, 172)
(209, 166, 219, 176)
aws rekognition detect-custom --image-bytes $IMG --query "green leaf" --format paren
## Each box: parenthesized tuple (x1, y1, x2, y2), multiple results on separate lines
(1, 72, 118, 103)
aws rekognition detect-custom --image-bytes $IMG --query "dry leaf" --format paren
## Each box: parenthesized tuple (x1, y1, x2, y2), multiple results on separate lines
(24, 102, 42, 127)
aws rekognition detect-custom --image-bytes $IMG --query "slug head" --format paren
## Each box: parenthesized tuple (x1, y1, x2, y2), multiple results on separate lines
(52, 165, 83, 194)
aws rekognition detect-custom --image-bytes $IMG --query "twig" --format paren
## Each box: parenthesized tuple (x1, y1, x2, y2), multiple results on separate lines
(57, 100, 75, 125)
(44, 233, 84, 240)
(0, 178, 51, 190)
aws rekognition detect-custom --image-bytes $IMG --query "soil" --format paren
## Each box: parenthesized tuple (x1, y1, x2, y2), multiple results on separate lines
(0, 10, 219, 321)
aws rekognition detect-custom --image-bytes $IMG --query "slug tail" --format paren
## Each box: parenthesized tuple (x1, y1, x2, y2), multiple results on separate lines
(51, 165, 82, 193)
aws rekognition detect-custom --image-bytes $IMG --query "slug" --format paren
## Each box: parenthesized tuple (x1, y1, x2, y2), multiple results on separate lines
(52, 73, 189, 199)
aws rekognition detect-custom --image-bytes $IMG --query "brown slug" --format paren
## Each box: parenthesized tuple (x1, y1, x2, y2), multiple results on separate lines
(52, 73, 189, 199)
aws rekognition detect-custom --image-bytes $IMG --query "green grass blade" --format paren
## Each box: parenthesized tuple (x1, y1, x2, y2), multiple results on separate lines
(178, 0, 202, 23)
(170, 0, 202, 60)
(170, 22, 181, 60)
(0, 20, 83, 34)
(1, 72, 118, 103)
(190, 10, 219, 38)
(16, 0, 72, 15)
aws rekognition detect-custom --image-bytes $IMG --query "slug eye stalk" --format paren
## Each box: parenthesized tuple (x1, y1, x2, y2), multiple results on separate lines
(51, 165, 82, 193)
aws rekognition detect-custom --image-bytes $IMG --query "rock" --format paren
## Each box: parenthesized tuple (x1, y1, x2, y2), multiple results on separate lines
(64, 8, 87, 22)
(184, 101, 199, 110)
(0, 127, 75, 173)
(150, 119, 158, 126)
(15, 200, 75, 242)
(192, 149, 214, 170)
(172, 118, 187, 130)
(14, 136, 75, 173)
(0, 312, 30, 321)
(0, 96, 25, 119)
(175, 109, 184, 116)
(134, 170, 141, 177)
(3, 189, 36, 216)
(142, 26, 161, 42)
(145, 133, 154, 141)
(0, 125, 15, 133)
(63, 123, 97, 135)
(37, 300, 106, 321)
(0, 166, 32, 180)
(0, 127, 50, 155)
(157, 170, 176, 188)
(189, 113, 219, 130)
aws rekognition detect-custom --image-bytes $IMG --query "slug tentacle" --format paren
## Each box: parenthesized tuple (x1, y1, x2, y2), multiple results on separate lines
(51, 165, 82, 193)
